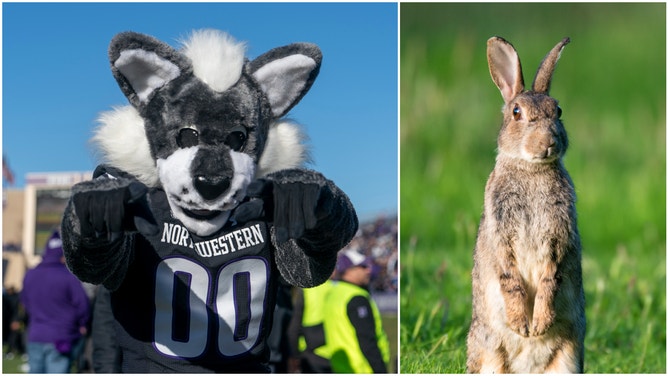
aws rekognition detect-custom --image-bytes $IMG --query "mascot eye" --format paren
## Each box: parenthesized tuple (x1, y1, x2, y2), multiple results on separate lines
(177, 128, 199, 148)
(225, 128, 247, 152)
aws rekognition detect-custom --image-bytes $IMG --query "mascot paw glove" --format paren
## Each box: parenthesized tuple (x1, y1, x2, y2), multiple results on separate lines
(73, 181, 154, 243)
(238, 179, 334, 244)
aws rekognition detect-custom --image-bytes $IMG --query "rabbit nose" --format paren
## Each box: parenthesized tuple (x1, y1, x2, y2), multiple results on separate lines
(194, 175, 230, 200)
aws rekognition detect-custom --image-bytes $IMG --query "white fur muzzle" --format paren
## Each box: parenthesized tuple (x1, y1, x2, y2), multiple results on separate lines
(157, 147, 255, 236)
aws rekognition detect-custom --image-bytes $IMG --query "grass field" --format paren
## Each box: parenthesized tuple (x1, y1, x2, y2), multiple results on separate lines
(400, 3, 666, 373)
(2, 346, 27, 373)
(383, 313, 399, 373)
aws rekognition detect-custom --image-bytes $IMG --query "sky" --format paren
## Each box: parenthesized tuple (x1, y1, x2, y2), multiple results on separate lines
(2, 2, 398, 222)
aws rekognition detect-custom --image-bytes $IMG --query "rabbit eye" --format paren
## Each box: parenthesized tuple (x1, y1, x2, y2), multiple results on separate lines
(177, 128, 199, 148)
(512, 105, 522, 120)
(557, 106, 563, 119)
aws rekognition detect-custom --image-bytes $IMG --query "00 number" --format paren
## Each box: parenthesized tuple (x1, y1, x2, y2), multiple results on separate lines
(153, 257, 268, 358)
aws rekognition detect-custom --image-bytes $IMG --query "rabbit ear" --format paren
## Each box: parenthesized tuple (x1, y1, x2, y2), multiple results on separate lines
(532, 37, 570, 93)
(487, 36, 524, 104)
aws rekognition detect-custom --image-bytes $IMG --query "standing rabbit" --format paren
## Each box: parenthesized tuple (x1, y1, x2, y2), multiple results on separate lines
(466, 36, 585, 373)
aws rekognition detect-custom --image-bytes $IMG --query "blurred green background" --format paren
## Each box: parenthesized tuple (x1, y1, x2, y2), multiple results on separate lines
(400, 2, 665, 373)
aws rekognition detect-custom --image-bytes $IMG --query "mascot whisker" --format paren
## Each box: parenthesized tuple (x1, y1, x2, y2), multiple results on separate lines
(61, 29, 358, 373)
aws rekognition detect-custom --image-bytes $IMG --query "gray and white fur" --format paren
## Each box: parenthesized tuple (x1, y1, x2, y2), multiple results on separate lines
(466, 36, 585, 373)
(61, 29, 357, 291)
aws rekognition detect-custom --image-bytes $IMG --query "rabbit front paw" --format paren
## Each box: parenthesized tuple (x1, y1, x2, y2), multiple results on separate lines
(506, 309, 530, 337)
(531, 309, 556, 336)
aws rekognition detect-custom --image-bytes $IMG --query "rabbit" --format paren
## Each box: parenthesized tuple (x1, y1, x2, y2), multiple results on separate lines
(466, 36, 585, 373)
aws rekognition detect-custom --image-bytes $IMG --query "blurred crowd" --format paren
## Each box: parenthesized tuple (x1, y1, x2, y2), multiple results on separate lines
(344, 214, 398, 293)
(2, 213, 397, 373)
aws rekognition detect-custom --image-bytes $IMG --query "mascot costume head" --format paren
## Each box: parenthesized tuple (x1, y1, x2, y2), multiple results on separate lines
(98, 29, 320, 235)
(61, 29, 358, 373)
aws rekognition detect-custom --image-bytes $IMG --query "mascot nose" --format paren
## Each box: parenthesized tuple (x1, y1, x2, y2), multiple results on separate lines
(194, 175, 230, 200)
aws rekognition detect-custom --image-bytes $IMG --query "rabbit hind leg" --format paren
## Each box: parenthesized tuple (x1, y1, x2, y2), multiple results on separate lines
(543, 339, 582, 373)
(467, 345, 508, 374)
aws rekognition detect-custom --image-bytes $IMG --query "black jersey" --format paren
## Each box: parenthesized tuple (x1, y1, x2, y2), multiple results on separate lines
(62, 166, 358, 372)
(110, 188, 277, 373)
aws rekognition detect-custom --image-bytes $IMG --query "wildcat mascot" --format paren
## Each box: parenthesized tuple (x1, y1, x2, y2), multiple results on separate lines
(61, 29, 358, 373)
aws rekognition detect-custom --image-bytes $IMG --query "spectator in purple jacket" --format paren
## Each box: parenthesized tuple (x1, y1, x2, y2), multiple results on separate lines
(21, 230, 90, 373)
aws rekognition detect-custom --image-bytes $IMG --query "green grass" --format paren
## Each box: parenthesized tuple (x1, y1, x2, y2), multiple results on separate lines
(2, 346, 27, 373)
(400, 3, 666, 373)
(382, 313, 399, 373)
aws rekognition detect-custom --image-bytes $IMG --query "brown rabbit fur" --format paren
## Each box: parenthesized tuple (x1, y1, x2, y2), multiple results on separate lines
(466, 36, 585, 373)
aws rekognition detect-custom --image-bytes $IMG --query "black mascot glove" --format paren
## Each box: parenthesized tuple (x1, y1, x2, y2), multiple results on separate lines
(73, 181, 156, 243)
(234, 179, 333, 244)
(232, 180, 272, 225)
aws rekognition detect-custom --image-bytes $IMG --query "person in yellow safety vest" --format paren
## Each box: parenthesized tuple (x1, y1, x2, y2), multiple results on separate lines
(286, 277, 335, 373)
(322, 249, 390, 373)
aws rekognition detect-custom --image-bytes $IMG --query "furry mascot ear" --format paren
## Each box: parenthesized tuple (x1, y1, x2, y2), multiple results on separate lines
(109, 32, 193, 108)
(110, 31, 322, 118)
(249, 43, 322, 117)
